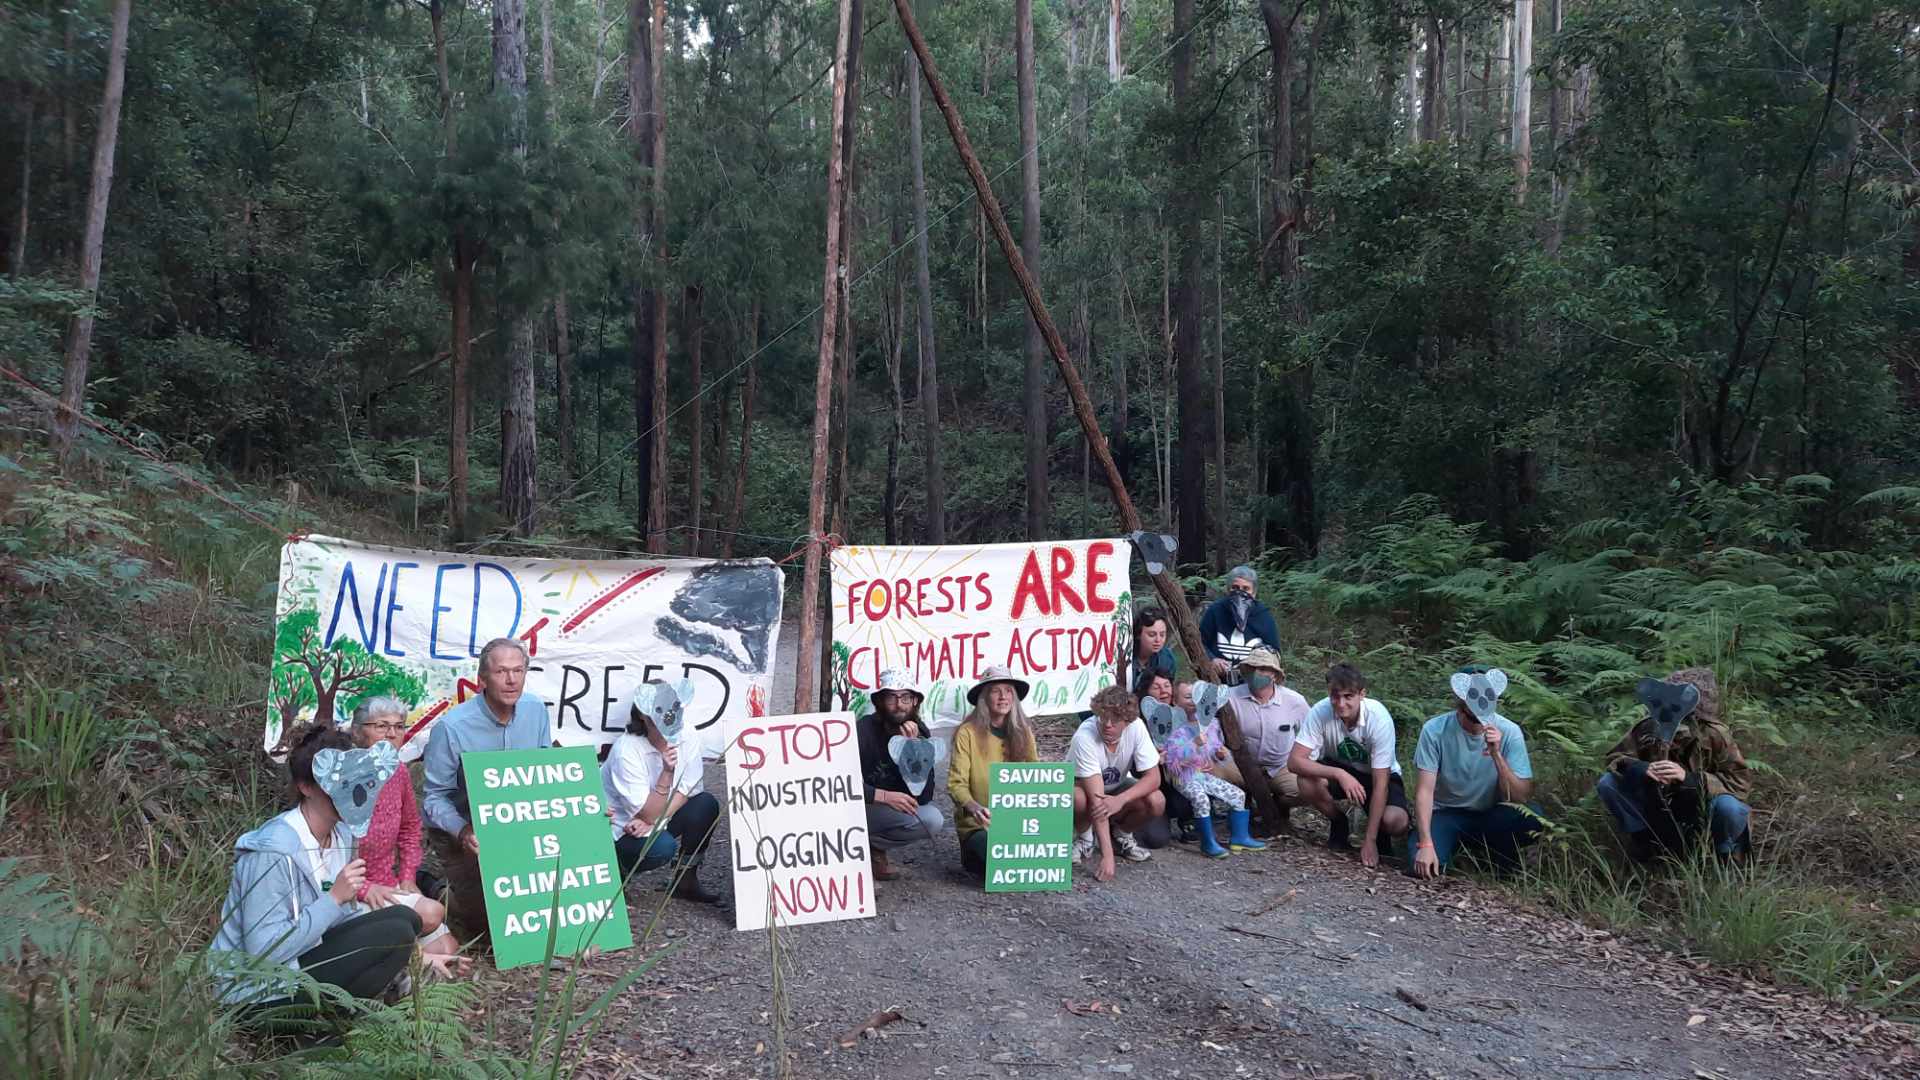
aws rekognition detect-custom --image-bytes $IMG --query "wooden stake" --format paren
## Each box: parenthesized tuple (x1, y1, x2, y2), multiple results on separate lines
(890, 0, 1285, 832)
(792, 0, 856, 714)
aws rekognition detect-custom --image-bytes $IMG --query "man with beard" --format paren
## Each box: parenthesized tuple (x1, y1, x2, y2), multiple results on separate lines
(1197, 566, 1282, 684)
(856, 669, 946, 881)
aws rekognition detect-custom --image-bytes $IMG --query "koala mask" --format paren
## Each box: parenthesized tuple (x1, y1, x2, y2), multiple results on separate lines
(313, 742, 400, 838)
(629, 678, 697, 741)
(887, 734, 948, 797)
(1449, 668, 1509, 723)
(1189, 681, 1227, 726)
(1127, 531, 1179, 577)
(1636, 678, 1701, 744)
(1139, 697, 1180, 749)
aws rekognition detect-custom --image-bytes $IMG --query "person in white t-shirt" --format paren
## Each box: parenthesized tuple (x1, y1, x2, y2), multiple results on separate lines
(1068, 685, 1166, 882)
(1289, 663, 1411, 869)
(601, 682, 723, 905)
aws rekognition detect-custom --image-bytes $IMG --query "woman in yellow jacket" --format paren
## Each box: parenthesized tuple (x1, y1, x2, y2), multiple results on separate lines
(948, 665, 1041, 879)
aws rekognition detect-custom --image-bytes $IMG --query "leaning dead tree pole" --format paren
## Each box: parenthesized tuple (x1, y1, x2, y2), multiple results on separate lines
(890, 0, 1284, 831)
(792, 0, 857, 714)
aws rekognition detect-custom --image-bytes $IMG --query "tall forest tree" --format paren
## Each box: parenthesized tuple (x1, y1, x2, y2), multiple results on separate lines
(52, 0, 131, 461)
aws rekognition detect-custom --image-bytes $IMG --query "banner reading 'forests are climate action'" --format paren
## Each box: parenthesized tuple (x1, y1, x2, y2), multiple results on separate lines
(264, 535, 783, 759)
(829, 539, 1135, 724)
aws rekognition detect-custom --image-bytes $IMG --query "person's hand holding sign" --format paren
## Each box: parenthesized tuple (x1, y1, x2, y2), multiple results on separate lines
(459, 825, 480, 856)
(968, 800, 992, 827)
(329, 858, 367, 904)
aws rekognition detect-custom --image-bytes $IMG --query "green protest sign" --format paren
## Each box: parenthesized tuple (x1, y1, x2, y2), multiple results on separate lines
(461, 746, 632, 969)
(985, 762, 1074, 892)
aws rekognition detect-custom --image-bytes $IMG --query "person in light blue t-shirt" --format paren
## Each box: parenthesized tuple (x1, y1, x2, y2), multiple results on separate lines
(420, 637, 554, 941)
(1409, 665, 1543, 879)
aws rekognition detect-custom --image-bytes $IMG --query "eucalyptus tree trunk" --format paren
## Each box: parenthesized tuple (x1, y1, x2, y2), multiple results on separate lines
(53, 0, 132, 463)
(1511, 0, 1534, 199)
(907, 30, 946, 543)
(1017, 0, 1048, 538)
(544, 0, 576, 486)
(495, 0, 541, 535)
(1170, 0, 1209, 568)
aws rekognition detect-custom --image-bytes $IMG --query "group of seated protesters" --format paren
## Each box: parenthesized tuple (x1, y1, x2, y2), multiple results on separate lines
(210, 627, 1754, 1021)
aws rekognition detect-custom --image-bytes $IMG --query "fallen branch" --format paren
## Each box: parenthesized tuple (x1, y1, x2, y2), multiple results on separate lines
(836, 1008, 905, 1048)
(1364, 1004, 1439, 1036)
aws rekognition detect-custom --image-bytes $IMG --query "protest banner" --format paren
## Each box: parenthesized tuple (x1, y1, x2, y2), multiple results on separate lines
(723, 711, 874, 932)
(829, 539, 1136, 724)
(985, 762, 1074, 892)
(264, 535, 783, 759)
(461, 745, 632, 969)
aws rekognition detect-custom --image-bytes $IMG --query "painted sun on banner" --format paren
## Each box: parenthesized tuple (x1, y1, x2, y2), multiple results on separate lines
(829, 540, 1135, 723)
(265, 535, 784, 759)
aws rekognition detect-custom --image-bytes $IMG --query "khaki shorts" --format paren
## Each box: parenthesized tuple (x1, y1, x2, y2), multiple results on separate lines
(1213, 758, 1302, 804)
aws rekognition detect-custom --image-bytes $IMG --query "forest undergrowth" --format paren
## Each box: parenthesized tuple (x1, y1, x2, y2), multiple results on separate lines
(1, 422, 1916, 1077)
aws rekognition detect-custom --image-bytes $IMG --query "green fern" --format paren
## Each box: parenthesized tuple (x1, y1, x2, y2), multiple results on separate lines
(0, 858, 90, 964)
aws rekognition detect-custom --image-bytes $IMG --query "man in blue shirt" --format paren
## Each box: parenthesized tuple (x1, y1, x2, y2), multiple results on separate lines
(1409, 665, 1543, 879)
(422, 637, 553, 940)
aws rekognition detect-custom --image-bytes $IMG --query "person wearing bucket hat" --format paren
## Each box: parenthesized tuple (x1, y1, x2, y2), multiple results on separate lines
(1290, 663, 1411, 869)
(856, 669, 946, 881)
(600, 680, 724, 905)
(949, 666, 1041, 879)
(1409, 666, 1543, 880)
(1212, 648, 1308, 828)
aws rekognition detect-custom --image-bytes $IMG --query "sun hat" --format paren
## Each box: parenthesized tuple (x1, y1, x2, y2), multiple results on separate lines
(966, 664, 1031, 706)
(872, 668, 924, 703)
(1237, 647, 1285, 678)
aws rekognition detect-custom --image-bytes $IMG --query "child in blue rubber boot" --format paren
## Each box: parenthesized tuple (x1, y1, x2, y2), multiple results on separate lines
(1144, 697, 1266, 858)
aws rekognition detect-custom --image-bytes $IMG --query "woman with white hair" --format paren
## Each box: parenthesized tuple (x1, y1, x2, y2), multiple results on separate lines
(350, 697, 466, 974)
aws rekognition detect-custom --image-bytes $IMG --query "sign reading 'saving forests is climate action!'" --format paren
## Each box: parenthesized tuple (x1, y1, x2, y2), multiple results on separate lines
(264, 535, 784, 759)
(461, 746, 631, 969)
(985, 762, 1074, 892)
(829, 540, 1136, 724)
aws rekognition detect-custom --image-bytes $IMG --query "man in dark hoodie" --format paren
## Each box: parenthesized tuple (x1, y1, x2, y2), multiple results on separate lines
(856, 668, 945, 881)
(1596, 667, 1753, 861)
(1196, 566, 1282, 685)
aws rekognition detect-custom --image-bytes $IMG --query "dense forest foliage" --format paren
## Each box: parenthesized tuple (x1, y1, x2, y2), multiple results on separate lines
(4, 0, 1914, 561)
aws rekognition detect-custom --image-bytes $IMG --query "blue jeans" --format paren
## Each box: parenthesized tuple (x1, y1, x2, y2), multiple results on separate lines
(1595, 771, 1751, 854)
(1423, 803, 1544, 872)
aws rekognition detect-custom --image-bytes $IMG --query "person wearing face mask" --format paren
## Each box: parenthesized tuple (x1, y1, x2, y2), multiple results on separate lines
(1212, 649, 1308, 830)
(856, 669, 945, 882)
(208, 725, 423, 1020)
(1409, 666, 1542, 880)
(1196, 567, 1281, 684)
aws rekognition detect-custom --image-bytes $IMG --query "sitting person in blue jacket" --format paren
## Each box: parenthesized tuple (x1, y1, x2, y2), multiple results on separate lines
(208, 724, 422, 1021)
(1196, 567, 1281, 684)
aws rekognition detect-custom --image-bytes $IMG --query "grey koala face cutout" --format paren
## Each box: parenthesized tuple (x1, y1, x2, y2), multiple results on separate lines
(1190, 681, 1227, 725)
(631, 679, 696, 741)
(1449, 669, 1509, 722)
(1139, 697, 1179, 749)
(1128, 531, 1179, 577)
(313, 742, 399, 838)
(1636, 678, 1700, 743)
(887, 734, 947, 797)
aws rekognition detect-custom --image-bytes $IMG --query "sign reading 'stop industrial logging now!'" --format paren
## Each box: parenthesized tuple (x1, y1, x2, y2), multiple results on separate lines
(829, 540, 1136, 723)
(724, 711, 874, 932)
